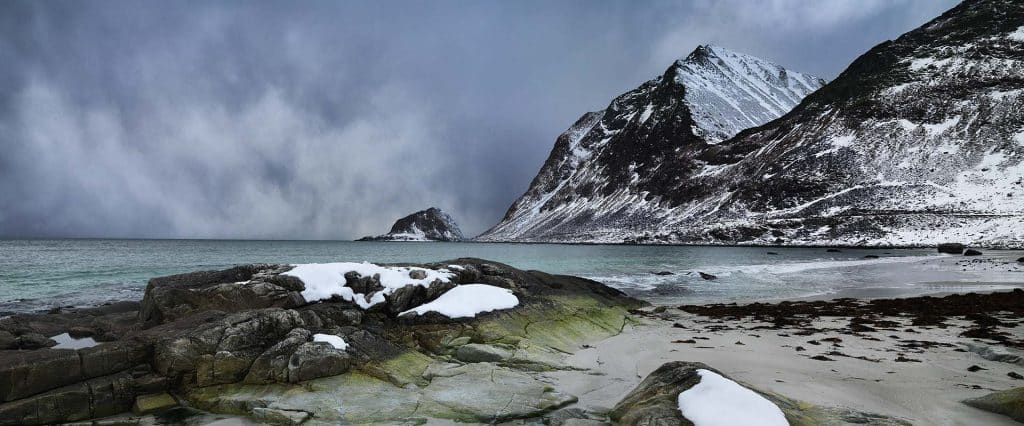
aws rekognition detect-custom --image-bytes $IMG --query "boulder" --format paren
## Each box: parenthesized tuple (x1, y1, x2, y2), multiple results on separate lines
(286, 341, 352, 383)
(455, 343, 513, 363)
(1017, 257, 1024, 263)
(964, 249, 983, 256)
(244, 328, 312, 384)
(698, 272, 717, 280)
(937, 243, 965, 254)
(609, 361, 706, 424)
(17, 332, 55, 349)
(963, 387, 1024, 422)
(610, 361, 910, 426)
(385, 279, 456, 316)
(344, 271, 383, 294)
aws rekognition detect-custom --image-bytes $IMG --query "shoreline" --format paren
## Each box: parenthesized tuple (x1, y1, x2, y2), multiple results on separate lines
(1, 262, 1022, 424)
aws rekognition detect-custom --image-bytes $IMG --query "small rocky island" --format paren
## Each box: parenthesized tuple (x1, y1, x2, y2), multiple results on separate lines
(0, 258, 943, 425)
(358, 207, 465, 241)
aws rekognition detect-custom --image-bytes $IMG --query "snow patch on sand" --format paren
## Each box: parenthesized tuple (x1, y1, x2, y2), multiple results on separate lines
(677, 369, 787, 426)
(400, 284, 519, 318)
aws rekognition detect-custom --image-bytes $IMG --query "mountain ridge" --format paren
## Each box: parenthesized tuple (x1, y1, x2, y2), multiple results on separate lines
(478, 45, 825, 242)
(480, 0, 1024, 247)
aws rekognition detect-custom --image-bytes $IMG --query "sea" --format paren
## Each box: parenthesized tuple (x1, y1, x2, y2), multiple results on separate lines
(1, 239, 1022, 314)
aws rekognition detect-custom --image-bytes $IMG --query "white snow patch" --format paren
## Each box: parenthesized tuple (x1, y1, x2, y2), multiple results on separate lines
(923, 116, 961, 135)
(830, 135, 855, 147)
(677, 369, 787, 426)
(639, 103, 655, 123)
(1014, 131, 1024, 146)
(312, 334, 348, 350)
(1009, 26, 1024, 42)
(285, 262, 455, 309)
(897, 119, 918, 132)
(989, 89, 1023, 101)
(400, 284, 519, 318)
(50, 333, 98, 350)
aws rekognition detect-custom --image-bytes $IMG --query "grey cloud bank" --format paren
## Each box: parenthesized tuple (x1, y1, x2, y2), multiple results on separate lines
(0, 0, 957, 239)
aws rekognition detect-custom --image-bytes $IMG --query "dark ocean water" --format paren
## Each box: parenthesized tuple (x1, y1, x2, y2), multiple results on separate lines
(1, 239, 1021, 314)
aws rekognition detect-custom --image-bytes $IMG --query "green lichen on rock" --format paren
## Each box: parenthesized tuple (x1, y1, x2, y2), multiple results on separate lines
(472, 296, 633, 353)
(358, 349, 435, 387)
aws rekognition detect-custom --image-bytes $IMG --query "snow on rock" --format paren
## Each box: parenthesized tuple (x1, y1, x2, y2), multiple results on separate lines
(399, 284, 519, 318)
(312, 333, 349, 350)
(1009, 25, 1024, 42)
(677, 369, 787, 426)
(50, 332, 99, 350)
(285, 262, 455, 308)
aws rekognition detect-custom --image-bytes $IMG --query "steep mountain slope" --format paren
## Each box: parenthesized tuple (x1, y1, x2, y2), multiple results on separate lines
(358, 207, 464, 242)
(482, 0, 1024, 247)
(668, 0, 1024, 247)
(477, 45, 824, 242)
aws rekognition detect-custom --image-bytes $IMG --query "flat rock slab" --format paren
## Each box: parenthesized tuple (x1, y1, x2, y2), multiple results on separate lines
(188, 361, 577, 424)
(132, 392, 178, 415)
(418, 362, 577, 422)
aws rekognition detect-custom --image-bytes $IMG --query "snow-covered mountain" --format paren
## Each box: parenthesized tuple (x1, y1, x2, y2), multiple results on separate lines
(358, 207, 465, 242)
(481, 0, 1024, 248)
(477, 45, 825, 242)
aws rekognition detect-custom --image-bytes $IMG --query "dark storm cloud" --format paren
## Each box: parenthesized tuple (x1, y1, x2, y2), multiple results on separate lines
(0, 0, 958, 239)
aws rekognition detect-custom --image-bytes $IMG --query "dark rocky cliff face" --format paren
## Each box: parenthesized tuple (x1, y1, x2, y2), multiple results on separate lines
(482, 0, 1024, 247)
(360, 207, 465, 241)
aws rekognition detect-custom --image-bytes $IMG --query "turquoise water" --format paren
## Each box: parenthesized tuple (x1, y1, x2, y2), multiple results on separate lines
(1, 239, 1021, 314)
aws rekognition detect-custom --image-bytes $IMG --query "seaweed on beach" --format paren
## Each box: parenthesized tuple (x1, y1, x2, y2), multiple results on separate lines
(678, 289, 1024, 347)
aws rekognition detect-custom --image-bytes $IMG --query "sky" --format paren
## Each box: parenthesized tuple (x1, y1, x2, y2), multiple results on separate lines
(0, 0, 959, 240)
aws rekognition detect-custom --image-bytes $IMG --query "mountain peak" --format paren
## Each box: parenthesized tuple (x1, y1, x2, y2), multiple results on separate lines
(665, 45, 826, 143)
(478, 45, 824, 242)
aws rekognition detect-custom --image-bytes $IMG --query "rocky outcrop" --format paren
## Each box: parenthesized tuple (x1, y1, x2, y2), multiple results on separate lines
(0, 258, 644, 425)
(610, 361, 909, 425)
(139, 264, 305, 325)
(963, 387, 1024, 422)
(359, 207, 465, 241)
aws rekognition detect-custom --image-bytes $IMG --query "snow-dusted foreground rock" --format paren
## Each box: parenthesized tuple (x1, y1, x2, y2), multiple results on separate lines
(0, 258, 643, 425)
(0, 258, 947, 425)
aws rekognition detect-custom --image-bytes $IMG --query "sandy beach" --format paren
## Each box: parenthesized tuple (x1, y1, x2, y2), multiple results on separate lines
(546, 293, 1024, 425)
